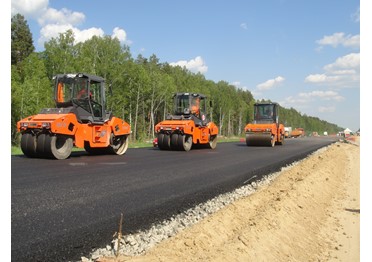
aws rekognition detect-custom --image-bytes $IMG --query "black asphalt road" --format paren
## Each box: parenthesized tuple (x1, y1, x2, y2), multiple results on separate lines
(11, 136, 338, 262)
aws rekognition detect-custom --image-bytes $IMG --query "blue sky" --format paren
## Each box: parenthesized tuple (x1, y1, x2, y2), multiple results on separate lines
(9, 0, 362, 131)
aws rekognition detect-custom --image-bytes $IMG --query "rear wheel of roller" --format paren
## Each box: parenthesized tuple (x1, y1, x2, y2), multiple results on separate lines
(50, 135, 73, 159)
(178, 134, 192, 151)
(109, 135, 129, 155)
(208, 135, 217, 149)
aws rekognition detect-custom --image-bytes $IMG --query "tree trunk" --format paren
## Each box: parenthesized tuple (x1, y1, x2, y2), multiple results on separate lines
(210, 106, 213, 123)
(228, 110, 231, 137)
(133, 84, 140, 141)
(219, 107, 224, 136)
(163, 99, 166, 120)
(148, 83, 155, 138)
(238, 110, 242, 136)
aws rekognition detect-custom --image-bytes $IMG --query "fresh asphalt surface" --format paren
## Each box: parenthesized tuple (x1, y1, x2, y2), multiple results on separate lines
(11, 136, 338, 262)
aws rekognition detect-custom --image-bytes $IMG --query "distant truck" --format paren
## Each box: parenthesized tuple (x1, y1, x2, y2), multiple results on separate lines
(291, 128, 305, 138)
(284, 127, 292, 138)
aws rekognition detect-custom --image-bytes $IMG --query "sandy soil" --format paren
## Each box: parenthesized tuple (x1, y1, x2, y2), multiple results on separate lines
(98, 137, 360, 262)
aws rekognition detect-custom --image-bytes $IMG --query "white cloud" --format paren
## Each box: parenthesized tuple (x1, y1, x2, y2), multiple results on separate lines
(256, 76, 285, 90)
(284, 96, 307, 104)
(11, 0, 130, 48)
(74, 27, 105, 43)
(298, 90, 344, 101)
(329, 69, 357, 75)
(304, 53, 359, 88)
(111, 27, 132, 45)
(279, 96, 309, 109)
(318, 106, 336, 113)
(38, 7, 85, 26)
(38, 24, 104, 46)
(316, 32, 360, 49)
(324, 53, 360, 72)
(305, 74, 326, 83)
(38, 24, 72, 45)
(240, 23, 248, 30)
(280, 91, 343, 114)
(11, 0, 48, 17)
(170, 56, 208, 74)
(305, 74, 341, 83)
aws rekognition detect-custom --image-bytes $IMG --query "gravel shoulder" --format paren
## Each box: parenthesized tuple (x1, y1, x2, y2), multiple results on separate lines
(90, 137, 360, 262)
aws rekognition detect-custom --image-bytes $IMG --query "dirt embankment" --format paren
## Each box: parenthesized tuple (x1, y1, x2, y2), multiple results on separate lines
(98, 138, 360, 262)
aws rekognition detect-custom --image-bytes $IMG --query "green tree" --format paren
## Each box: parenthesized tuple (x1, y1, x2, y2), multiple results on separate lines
(11, 65, 22, 144)
(43, 29, 77, 77)
(11, 13, 35, 65)
(75, 35, 131, 79)
(11, 53, 51, 145)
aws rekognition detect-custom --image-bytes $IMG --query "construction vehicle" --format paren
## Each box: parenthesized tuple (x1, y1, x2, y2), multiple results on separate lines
(154, 92, 218, 151)
(291, 127, 305, 138)
(17, 73, 131, 159)
(244, 102, 285, 147)
(284, 126, 292, 138)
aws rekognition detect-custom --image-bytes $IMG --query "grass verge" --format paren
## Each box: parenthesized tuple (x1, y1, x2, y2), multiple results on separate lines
(11, 136, 242, 156)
